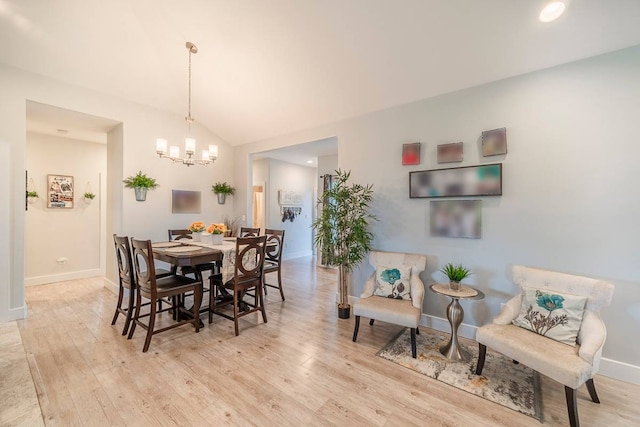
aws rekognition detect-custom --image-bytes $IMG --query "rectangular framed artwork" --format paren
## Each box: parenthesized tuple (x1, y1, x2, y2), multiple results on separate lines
(437, 142, 463, 163)
(409, 163, 502, 198)
(430, 200, 482, 239)
(402, 142, 421, 165)
(172, 190, 202, 213)
(482, 127, 507, 156)
(47, 174, 74, 208)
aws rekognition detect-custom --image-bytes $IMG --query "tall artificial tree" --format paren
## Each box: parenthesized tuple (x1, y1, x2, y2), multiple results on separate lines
(312, 169, 375, 319)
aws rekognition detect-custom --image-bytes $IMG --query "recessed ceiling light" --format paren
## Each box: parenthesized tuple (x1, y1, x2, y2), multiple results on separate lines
(539, 1, 566, 23)
(307, 160, 314, 164)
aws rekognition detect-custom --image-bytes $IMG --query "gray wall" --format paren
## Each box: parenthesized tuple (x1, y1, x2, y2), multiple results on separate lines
(235, 46, 640, 374)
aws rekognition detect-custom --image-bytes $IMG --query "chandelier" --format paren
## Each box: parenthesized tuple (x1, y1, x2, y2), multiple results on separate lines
(155, 42, 218, 166)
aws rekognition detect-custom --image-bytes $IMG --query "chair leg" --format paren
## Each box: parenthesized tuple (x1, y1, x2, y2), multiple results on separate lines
(233, 289, 240, 336)
(369, 319, 375, 326)
(142, 300, 157, 353)
(127, 290, 142, 340)
(277, 268, 285, 301)
(111, 284, 124, 325)
(416, 326, 420, 335)
(122, 288, 135, 336)
(565, 386, 579, 427)
(193, 285, 201, 333)
(259, 284, 267, 324)
(352, 316, 360, 342)
(208, 278, 214, 324)
(410, 328, 417, 359)
(585, 378, 600, 404)
(475, 344, 487, 375)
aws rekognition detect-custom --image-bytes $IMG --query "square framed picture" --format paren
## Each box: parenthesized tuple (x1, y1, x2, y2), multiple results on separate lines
(482, 127, 507, 156)
(437, 142, 463, 163)
(402, 142, 421, 165)
(47, 174, 74, 208)
(430, 200, 482, 239)
(172, 190, 201, 213)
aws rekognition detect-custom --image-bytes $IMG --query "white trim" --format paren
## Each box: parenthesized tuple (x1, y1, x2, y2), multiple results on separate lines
(103, 278, 119, 295)
(349, 295, 639, 384)
(25, 269, 102, 286)
(599, 358, 640, 385)
(283, 250, 313, 261)
(5, 305, 28, 321)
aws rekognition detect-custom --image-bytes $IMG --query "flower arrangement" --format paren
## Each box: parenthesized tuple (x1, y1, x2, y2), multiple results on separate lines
(206, 223, 227, 235)
(188, 221, 206, 233)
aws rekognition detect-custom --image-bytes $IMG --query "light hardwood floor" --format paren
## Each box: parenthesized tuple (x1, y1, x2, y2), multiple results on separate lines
(11, 257, 640, 426)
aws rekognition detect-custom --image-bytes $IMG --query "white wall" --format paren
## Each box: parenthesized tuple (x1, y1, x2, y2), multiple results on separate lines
(234, 46, 640, 378)
(317, 154, 338, 179)
(266, 159, 316, 259)
(252, 158, 316, 259)
(0, 62, 236, 322)
(25, 133, 106, 285)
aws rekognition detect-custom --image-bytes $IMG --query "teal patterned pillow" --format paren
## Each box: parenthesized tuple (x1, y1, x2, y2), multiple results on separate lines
(373, 266, 412, 300)
(512, 287, 588, 346)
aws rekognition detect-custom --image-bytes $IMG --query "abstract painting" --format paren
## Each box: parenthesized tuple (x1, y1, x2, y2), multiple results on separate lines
(409, 164, 502, 198)
(430, 200, 482, 239)
(172, 190, 201, 213)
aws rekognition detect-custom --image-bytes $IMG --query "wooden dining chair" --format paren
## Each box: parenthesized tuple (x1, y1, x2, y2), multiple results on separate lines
(239, 227, 261, 237)
(128, 238, 202, 352)
(209, 235, 267, 336)
(168, 229, 193, 241)
(263, 229, 285, 301)
(111, 234, 171, 336)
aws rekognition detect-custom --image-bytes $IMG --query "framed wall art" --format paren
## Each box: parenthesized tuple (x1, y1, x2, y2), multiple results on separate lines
(172, 190, 201, 213)
(47, 174, 74, 208)
(482, 127, 507, 156)
(402, 142, 421, 165)
(409, 163, 502, 198)
(430, 200, 482, 239)
(437, 142, 463, 163)
(278, 189, 303, 206)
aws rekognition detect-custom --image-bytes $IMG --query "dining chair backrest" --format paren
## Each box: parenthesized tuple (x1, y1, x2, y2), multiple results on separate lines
(264, 229, 285, 263)
(113, 234, 135, 290)
(240, 227, 261, 237)
(233, 236, 267, 287)
(168, 229, 192, 241)
(130, 238, 158, 296)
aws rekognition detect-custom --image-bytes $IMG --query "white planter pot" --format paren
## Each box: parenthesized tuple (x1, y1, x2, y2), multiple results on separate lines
(211, 233, 224, 245)
(192, 232, 202, 242)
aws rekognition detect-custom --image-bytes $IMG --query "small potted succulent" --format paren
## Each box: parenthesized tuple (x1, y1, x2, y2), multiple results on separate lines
(83, 192, 96, 203)
(440, 263, 472, 292)
(26, 190, 39, 204)
(188, 221, 206, 241)
(123, 171, 158, 201)
(212, 181, 235, 205)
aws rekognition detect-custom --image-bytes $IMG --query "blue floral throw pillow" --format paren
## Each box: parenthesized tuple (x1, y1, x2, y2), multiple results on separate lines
(373, 266, 412, 300)
(512, 287, 588, 346)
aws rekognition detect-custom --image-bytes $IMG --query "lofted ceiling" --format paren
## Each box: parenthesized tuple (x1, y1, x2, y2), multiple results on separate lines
(2, 0, 640, 146)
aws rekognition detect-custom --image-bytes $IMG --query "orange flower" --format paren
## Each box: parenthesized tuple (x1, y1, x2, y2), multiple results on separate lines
(206, 223, 227, 234)
(188, 221, 205, 232)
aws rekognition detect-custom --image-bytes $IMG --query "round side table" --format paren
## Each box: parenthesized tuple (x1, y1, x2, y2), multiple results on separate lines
(429, 283, 485, 362)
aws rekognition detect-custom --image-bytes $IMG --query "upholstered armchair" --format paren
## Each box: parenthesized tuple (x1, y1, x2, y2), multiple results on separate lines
(352, 251, 427, 358)
(475, 265, 614, 427)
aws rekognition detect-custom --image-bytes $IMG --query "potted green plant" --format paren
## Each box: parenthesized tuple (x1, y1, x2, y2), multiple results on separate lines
(440, 263, 472, 291)
(312, 169, 375, 319)
(26, 191, 39, 204)
(83, 192, 96, 203)
(212, 181, 235, 204)
(123, 171, 158, 201)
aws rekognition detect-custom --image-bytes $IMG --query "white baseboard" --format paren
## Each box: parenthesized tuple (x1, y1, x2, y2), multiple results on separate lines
(283, 250, 313, 261)
(103, 278, 119, 295)
(599, 358, 640, 385)
(25, 269, 102, 286)
(4, 305, 27, 321)
(348, 295, 639, 384)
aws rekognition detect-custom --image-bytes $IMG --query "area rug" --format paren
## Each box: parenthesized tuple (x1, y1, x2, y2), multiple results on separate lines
(377, 329, 543, 421)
